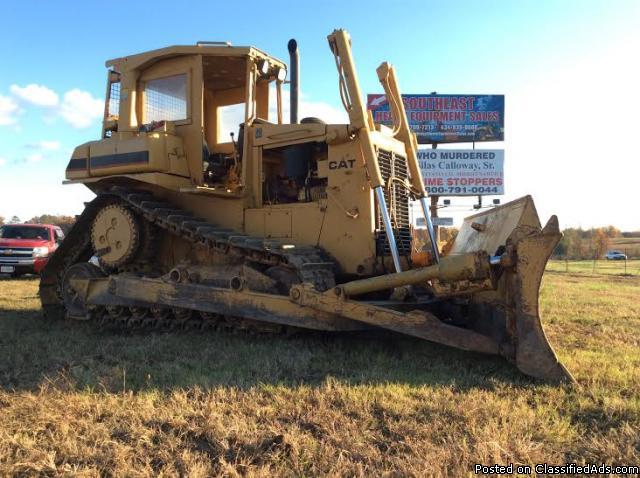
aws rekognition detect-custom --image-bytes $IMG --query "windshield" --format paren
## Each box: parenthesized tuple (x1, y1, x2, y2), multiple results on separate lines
(0, 225, 50, 240)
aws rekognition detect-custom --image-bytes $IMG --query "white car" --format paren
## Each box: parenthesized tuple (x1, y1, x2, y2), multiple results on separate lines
(605, 250, 627, 260)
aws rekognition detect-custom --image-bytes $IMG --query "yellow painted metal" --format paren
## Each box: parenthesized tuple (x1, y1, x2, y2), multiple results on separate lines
(291, 283, 500, 355)
(85, 132, 188, 178)
(106, 45, 286, 76)
(450, 195, 541, 256)
(63, 30, 417, 275)
(65, 142, 91, 179)
(338, 251, 490, 297)
(376, 62, 425, 196)
(55, 30, 573, 382)
(109, 275, 366, 332)
(64, 172, 194, 190)
(90, 204, 139, 266)
(251, 123, 327, 147)
(327, 29, 384, 189)
(448, 196, 574, 383)
(510, 218, 573, 381)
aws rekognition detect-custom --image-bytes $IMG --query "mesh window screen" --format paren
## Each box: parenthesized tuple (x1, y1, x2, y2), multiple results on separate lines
(144, 74, 187, 122)
(107, 81, 120, 119)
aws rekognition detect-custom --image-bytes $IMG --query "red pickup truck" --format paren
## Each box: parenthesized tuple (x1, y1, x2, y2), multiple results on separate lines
(0, 224, 65, 277)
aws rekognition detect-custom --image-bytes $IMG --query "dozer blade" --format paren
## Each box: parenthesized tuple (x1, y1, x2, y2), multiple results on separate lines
(509, 227, 574, 382)
(447, 195, 574, 383)
(291, 196, 574, 383)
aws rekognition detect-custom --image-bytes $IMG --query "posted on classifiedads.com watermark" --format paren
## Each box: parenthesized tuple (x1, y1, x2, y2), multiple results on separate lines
(473, 463, 639, 475)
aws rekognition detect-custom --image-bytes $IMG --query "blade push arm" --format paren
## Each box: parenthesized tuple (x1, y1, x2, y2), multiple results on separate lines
(376, 62, 440, 262)
(376, 62, 424, 196)
(327, 29, 384, 188)
(327, 29, 403, 271)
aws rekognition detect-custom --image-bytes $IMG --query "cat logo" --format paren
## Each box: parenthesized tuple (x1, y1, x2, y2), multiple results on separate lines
(329, 159, 356, 170)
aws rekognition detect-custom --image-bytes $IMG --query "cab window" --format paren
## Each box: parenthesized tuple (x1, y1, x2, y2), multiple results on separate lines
(106, 73, 121, 120)
(218, 103, 245, 143)
(103, 70, 121, 138)
(144, 74, 188, 122)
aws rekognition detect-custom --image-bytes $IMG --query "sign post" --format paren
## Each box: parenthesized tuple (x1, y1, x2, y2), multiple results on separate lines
(367, 92, 506, 252)
(431, 217, 454, 227)
(429, 142, 440, 243)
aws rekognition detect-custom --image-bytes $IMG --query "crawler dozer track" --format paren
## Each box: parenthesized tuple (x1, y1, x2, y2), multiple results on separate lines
(39, 186, 340, 333)
(40, 189, 573, 383)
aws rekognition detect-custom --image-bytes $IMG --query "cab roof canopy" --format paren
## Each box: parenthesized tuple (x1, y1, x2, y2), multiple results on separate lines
(105, 44, 287, 73)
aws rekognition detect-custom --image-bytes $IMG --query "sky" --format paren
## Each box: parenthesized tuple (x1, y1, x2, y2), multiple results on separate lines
(0, 0, 638, 230)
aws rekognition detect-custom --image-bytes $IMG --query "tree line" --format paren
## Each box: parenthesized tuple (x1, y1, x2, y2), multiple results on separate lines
(437, 225, 631, 260)
(0, 214, 635, 259)
(414, 225, 632, 260)
(553, 226, 623, 259)
(0, 214, 77, 234)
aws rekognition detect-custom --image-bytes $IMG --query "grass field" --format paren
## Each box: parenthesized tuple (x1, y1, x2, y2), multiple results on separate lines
(547, 259, 640, 276)
(610, 236, 640, 259)
(0, 272, 639, 476)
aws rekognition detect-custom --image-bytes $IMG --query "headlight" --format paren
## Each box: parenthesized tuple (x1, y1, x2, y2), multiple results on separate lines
(257, 59, 270, 76)
(32, 246, 49, 258)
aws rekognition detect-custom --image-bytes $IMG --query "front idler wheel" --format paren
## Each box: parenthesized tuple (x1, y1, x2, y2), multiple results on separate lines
(61, 262, 104, 320)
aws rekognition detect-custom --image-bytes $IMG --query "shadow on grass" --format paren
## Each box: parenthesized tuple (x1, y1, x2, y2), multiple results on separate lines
(0, 304, 533, 393)
(0, 275, 40, 281)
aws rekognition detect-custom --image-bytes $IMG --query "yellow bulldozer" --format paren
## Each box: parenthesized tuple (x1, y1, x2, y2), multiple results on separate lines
(40, 30, 572, 382)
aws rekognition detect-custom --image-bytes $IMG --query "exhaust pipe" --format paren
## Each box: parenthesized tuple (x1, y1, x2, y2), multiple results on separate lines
(287, 39, 299, 124)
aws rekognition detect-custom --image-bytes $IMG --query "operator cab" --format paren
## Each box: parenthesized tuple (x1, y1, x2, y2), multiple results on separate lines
(94, 42, 331, 207)
(199, 51, 328, 205)
(201, 52, 277, 189)
(99, 43, 288, 189)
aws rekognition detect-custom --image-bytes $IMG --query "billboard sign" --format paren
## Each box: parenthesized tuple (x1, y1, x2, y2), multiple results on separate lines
(431, 217, 454, 226)
(414, 216, 453, 228)
(367, 94, 504, 144)
(418, 148, 504, 196)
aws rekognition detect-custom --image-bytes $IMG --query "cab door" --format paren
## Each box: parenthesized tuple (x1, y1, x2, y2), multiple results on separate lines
(137, 55, 203, 182)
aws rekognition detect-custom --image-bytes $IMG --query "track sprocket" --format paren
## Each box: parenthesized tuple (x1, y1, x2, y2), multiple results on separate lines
(91, 203, 140, 268)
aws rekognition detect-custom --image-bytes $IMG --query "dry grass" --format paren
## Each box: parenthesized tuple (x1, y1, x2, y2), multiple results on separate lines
(0, 272, 639, 476)
(547, 259, 640, 276)
(611, 236, 640, 259)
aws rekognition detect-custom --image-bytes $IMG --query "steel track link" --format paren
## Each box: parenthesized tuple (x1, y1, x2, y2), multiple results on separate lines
(40, 195, 115, 319)
(108, 186, 335, 289)
(39, 186, 337, 336)
(95, 304, 285, 335)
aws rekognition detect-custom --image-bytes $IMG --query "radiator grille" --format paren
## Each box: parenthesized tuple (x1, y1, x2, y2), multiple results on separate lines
(375, 149, 412, 258)
(0, 247, 33, 258)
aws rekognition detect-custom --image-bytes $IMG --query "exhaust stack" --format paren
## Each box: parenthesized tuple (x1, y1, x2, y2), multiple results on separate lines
(287, 39, 299, 124)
